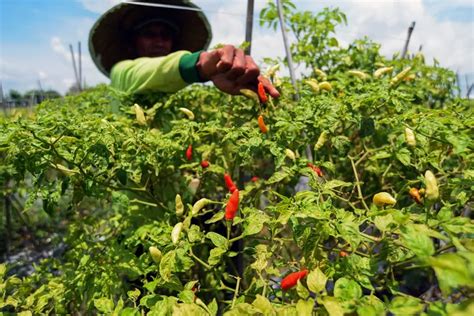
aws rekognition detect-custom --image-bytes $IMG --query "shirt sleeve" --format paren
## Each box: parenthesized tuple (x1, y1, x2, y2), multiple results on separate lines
(110, 50, 204, 94)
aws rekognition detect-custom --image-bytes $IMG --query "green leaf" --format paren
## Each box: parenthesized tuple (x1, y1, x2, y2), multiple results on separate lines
(127, 288, 140, 302)
(178, 290, 195, 304)
(400, 224, 435, 257)
(321, 296, 344, 316)
(250, 244, 269, 272)
(206, 232, 228, 249)
(334, 277, 362, 301)
(94, 297, 114, 313)
(389, 296, 424, 316)
(296, 298, 314, 316)
(252, 295, 275, 315)
(208, 298, 218, 316)
(357, 295, 385, 316)
(323, 180, 352, 190)
(243, 212, 268, 236)
(267, 167, 293, 184)
(224, 303, 260, 315)
(159, 250, 176, 281)
(173, 303, 208, 316)
(188, 225, 204, 243)
(208, 247, 227, 266)
(307, 267, 327, 293)
(204, 212, 224, 224)
(374, 214, 394, 232)
(120, 308, 141, 316)
(296, 280, 310, 299)
(396, 148, 411, 166)
(428, 252, 474, 295)
(148, 297, 178, 316)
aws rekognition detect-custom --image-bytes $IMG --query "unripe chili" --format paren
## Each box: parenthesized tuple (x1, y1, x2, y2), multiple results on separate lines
(171, 222, 183, 245)
(149, 246, 162, 263)
(424, 170, 439, 200)
(175, 194, 184, 216)
(373, 192, 396, 207)
(179, 107, 195, 120)
(192, 198, 211, 216)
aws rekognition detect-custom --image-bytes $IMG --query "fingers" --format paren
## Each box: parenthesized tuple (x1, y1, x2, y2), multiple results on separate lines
(216, 45, 236, 72)
(224, 49, 246, 80)
(196, 50, 221, 80)
(235, 56, 260, 85)
(202, 44, 280, 99)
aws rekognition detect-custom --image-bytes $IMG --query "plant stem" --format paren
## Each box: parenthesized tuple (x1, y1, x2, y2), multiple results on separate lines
(349, 157, 370, 211)
(229, 234, 245, 244)
(190, 248, 212, 270)
(231, 276, 241, 309)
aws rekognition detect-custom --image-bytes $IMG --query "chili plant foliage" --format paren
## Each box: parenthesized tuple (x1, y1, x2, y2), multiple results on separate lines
(1, 5, 474, 316)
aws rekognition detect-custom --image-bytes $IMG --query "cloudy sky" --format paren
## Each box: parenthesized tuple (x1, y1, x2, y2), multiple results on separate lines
(1, 0, 473, 96)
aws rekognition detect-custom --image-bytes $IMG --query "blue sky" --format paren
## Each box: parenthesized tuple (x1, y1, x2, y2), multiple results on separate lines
(1, 0, 473, 96)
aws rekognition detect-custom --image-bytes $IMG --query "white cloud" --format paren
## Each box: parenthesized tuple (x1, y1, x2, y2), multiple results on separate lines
(51, 36, 71, 61)
(38, 71, 47, 80)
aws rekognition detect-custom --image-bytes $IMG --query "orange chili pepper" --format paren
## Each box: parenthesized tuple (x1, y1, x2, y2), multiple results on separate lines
(409, 187, 422, 204)
(258, 115, 268, 133)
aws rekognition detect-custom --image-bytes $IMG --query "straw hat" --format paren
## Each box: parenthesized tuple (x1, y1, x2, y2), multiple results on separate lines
(89, 0, 212, 77)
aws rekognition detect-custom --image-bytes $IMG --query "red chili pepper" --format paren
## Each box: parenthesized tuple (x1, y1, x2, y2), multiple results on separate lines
(186, 144, 192, 161)
(251, 176, 259, 182)
(224, 173, 237, 193)
(225, 189, 240, 221)
(281, 269, 308, 290)
(257, 82, 268, 104)
(201, 160, 210, 168)
(307, 163, 323, 177)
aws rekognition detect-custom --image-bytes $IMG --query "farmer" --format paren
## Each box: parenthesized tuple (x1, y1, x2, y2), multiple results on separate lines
(88, 0, 279, 98)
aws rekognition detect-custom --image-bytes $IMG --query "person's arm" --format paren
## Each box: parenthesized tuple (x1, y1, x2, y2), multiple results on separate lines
(110, 50, 204, 94)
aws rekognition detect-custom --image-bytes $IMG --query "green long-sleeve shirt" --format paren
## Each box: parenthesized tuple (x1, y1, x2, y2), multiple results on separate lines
(110, 50, 203, 94)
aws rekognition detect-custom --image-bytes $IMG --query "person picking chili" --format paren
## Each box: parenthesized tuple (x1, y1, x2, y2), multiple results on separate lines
(88, 0, 280, 98)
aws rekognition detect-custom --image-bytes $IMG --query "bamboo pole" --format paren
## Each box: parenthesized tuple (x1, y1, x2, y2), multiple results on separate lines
(401, 21, 416, 59)
(78, 41, 82, 91)
(244, 0, 255, 55)
(69, 44, 79, 91)
(276, 0, 299, 100)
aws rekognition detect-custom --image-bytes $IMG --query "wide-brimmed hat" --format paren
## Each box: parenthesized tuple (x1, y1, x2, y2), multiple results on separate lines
(89, 0, 212, 77)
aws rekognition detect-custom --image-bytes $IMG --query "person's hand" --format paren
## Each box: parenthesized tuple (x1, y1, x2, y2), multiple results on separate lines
(197, 45, 280, 98)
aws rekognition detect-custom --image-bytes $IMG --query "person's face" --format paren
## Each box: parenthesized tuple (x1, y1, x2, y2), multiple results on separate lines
(134, 22, 174, 57)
